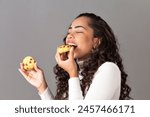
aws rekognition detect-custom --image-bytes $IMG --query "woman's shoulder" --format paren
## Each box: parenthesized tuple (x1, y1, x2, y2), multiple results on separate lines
(97, 62, 121, 74)
(93, 62, 121, 84)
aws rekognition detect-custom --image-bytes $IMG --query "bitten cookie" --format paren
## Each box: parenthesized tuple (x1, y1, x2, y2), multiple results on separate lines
(57, 45, 71, 54)
(22, 56, 36, 70)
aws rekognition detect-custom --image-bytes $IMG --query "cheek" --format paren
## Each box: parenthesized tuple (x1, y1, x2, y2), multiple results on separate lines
(73, 47, 92, 59)
(77, 38, 93, 50)
(74, 35, 94, 58)
(74, 41, 93, 59)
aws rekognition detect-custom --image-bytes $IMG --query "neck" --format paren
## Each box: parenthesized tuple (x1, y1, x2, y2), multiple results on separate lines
(77, 57, 89, 70)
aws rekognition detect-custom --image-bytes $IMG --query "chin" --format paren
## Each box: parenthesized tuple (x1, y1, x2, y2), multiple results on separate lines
(73, 53, 80, 59)
(73, 54, 86, 60)
(73, 54, 78, 59)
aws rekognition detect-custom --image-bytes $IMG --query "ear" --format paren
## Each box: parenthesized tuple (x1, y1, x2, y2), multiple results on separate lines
(93, 37, 101, 48)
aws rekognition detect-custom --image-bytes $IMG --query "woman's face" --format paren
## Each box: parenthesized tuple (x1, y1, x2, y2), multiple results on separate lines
(65, 16, 99, 60)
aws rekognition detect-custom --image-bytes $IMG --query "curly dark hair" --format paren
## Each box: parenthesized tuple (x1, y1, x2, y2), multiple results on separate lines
(53, 13, 131, 100)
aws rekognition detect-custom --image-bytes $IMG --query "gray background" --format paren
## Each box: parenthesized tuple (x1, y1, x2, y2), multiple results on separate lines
(0, 0, 150, 100)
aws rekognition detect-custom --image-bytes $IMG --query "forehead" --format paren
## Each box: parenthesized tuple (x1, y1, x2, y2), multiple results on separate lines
(70, 16, 91, 28)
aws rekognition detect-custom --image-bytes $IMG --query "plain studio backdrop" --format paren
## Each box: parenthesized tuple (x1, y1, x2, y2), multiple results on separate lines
(0, 0, 150, 100)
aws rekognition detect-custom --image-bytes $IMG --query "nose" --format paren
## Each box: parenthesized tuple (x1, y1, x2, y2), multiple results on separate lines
(67, 33, 74, 40)
(66, 33, 75, 44)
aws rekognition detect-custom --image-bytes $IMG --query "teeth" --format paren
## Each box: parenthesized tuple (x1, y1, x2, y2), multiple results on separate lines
(68, 43, 77, 47)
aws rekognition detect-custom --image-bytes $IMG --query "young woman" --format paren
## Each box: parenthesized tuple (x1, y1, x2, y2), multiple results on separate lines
(19, 13, 131, 100)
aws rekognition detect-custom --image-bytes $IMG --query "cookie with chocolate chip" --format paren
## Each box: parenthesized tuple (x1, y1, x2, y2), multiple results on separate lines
(57, 45, 71, 54)
(22, 56, 36, 70)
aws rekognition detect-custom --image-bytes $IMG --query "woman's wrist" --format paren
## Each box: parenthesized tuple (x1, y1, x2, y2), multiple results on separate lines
(37, 82, 48, 94)
(69, 71, 78, 78)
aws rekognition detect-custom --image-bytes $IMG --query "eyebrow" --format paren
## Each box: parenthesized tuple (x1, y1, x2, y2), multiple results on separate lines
(68, 25, 87, 30)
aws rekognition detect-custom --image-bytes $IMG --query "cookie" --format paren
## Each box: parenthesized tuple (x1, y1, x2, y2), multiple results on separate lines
(57, 45, 71, 54)
(22, 56, 36, 70)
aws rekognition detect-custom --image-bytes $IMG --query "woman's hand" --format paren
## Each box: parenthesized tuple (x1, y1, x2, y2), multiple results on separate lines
(55, 47, 78, 77)
(18, 63, 47, 93)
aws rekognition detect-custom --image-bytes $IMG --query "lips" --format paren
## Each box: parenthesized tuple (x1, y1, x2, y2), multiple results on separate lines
(66, 39, 77, 47)
(67, 42, 77, 47)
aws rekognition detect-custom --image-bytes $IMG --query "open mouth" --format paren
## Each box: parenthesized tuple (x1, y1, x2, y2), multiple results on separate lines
(67, 43, 77, 48)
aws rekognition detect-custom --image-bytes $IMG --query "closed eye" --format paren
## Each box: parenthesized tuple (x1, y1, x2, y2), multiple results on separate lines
(75, 31, 83, 33)
(67, 31, 83, 35)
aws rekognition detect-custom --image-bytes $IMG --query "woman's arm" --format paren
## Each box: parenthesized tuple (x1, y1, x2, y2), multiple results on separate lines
(19, 63, 54, 100)
(38, 87, 54, 100)
(68, 77, 83, 100)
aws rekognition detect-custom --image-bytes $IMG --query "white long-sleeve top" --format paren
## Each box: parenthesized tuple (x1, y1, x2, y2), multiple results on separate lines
(39, 62, 121, 100)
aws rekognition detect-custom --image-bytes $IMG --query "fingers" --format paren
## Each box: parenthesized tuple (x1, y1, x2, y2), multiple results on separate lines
(20, 63, 25, 72)
(19, 63, 28, 78)
(68, 46, 74, 60)
(19, 62, 37, 79)
(34, 62, 40, 72)
(18, 68, 28, 79)
(55, 47, 74, 63)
